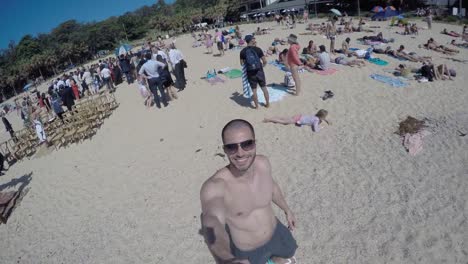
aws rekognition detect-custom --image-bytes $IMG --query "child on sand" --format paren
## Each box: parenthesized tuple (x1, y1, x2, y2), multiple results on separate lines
(263, 109, 330, 132)
(136, 75, 152, 108)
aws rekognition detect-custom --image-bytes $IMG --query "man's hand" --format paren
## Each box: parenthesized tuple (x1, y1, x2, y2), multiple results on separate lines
(285, 210, 297, 231)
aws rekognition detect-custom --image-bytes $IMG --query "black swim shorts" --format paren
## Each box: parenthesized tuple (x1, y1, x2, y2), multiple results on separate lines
(217, 41, 223, 50)
(226, 218, 298, 264)
(246, 69, 266, 89)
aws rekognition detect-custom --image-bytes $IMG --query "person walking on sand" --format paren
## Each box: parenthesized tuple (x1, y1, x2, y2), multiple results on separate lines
(240, 35, 270, 109)
(426, 9, 432, 30)
(1, 113, 16, 141)
(327, 19, 337, 54)
(138, 52, 169, 109)
(286, 34, 302, 96)
(201, 119, 298, 264)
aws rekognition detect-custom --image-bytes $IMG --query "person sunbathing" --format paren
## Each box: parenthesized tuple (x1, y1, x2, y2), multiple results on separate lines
(450, 39, 468, 48)
(333, 55, 366, 67)
(423, 41, 459, 55)
(441, 28, 461, 37)
(395, 45, 431, 62)
(263, 109, 330, 132)
(393, 64, 419, 78)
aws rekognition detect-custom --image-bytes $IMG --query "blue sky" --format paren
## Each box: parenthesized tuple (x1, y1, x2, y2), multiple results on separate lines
(0, 0, 175, 49)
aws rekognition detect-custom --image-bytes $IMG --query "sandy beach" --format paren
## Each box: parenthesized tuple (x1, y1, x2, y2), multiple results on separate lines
(1, 18, 467, 263)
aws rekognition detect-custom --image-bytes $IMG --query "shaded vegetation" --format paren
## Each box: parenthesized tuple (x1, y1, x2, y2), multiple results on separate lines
(0, 0, 236, 101)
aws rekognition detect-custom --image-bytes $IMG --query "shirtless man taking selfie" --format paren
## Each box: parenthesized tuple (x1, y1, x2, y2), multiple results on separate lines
(200, 119, 297, 264)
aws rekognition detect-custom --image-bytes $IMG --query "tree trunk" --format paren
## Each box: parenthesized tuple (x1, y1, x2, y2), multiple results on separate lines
(68, 56, 73, 65)
(38, 67, 44, 81)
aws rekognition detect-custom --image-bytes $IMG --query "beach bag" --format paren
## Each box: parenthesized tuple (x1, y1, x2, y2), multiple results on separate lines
(245, 47, 261, 72)
(284, 72, 295, 87)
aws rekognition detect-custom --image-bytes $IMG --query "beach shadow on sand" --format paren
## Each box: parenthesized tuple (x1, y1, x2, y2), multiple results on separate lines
(230, 92, 255, 108)
(0, 172, 32, 224)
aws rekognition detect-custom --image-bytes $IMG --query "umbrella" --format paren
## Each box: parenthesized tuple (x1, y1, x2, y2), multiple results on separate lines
(371, 6, 384, 13)
(386, 6, 396, 11)
(114, 44, 132, 56)
(23, 83, 34, 91)
(330, 8, 342, 16)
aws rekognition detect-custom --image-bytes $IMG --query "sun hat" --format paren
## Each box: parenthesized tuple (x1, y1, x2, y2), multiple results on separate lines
(287, 34, 298, 43)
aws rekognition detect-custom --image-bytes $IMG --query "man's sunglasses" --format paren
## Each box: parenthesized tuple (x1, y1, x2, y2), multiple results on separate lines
(223, 139, 256, 154)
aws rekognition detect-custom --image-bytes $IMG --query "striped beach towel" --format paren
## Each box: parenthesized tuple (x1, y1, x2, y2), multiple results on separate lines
(242, 64, 252, 98)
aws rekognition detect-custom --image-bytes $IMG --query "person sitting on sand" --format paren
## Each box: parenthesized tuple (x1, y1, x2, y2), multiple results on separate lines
(434, 64, 456, 81)
(263, 109, 330, 132)
(302, 40, 317, 55)
(334, 55, 366, 67)
(277, 48, 288, 64)
(410, 23, 419, 35)
(335, 37, 352, 55)
(316, 45, 331, 70)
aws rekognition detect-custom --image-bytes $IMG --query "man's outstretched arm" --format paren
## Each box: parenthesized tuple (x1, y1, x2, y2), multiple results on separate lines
(201, 180, 249, 264)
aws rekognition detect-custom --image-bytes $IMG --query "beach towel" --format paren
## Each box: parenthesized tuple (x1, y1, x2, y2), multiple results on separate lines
(268, 60, 288, 71)
(205, 76, 225, 85)
(225, 69, 243, 79)
(367, 57, 389, 66)
(268, 61, 306, 73)
(242, 64, 252, 98)
(388, 54, 407, 61)
(370, 74, 408, 87)
(255, 84, 291, 104)
(310, 68, 338, 75)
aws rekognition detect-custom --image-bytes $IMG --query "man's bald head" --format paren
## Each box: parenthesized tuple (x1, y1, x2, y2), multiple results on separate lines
(222, 119, 255, 144)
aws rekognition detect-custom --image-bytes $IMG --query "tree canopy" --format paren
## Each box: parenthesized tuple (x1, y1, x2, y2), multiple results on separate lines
(0, 0, 237, 101)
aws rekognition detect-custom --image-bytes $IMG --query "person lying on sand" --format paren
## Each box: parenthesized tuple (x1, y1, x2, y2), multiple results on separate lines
(450, 39, 468, 48)
(421, 38, 459, 55)
(395, 45, 432, 62)
(263, 109, 330, 132)
(441, 28, 461, 37)
(333, 55, 366, 67)
(393, 64, 420, 78)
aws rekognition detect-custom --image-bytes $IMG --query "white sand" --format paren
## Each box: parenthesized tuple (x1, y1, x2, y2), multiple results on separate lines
(1, 19, 467, 263)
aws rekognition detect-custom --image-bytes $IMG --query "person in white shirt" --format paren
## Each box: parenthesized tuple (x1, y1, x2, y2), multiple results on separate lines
(100, 66, 114, 92)
(81, 68, 95, 94)
(138, 52, 169, 108)
(169, 43, 186, 90)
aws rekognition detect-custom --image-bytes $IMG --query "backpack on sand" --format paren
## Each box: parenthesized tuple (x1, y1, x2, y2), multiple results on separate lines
(245, 47, 261, 72)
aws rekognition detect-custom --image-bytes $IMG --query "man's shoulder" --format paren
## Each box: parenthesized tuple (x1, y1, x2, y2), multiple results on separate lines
(254, 154, 271, 169)
(200, 168, 228, 201)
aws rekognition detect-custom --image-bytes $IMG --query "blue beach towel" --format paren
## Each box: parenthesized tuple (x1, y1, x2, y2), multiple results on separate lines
(268, 60, 306, 73)
(367, 57, 389, 66)
(256, 84, 291, 104)
(370, 74, 408, 87)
